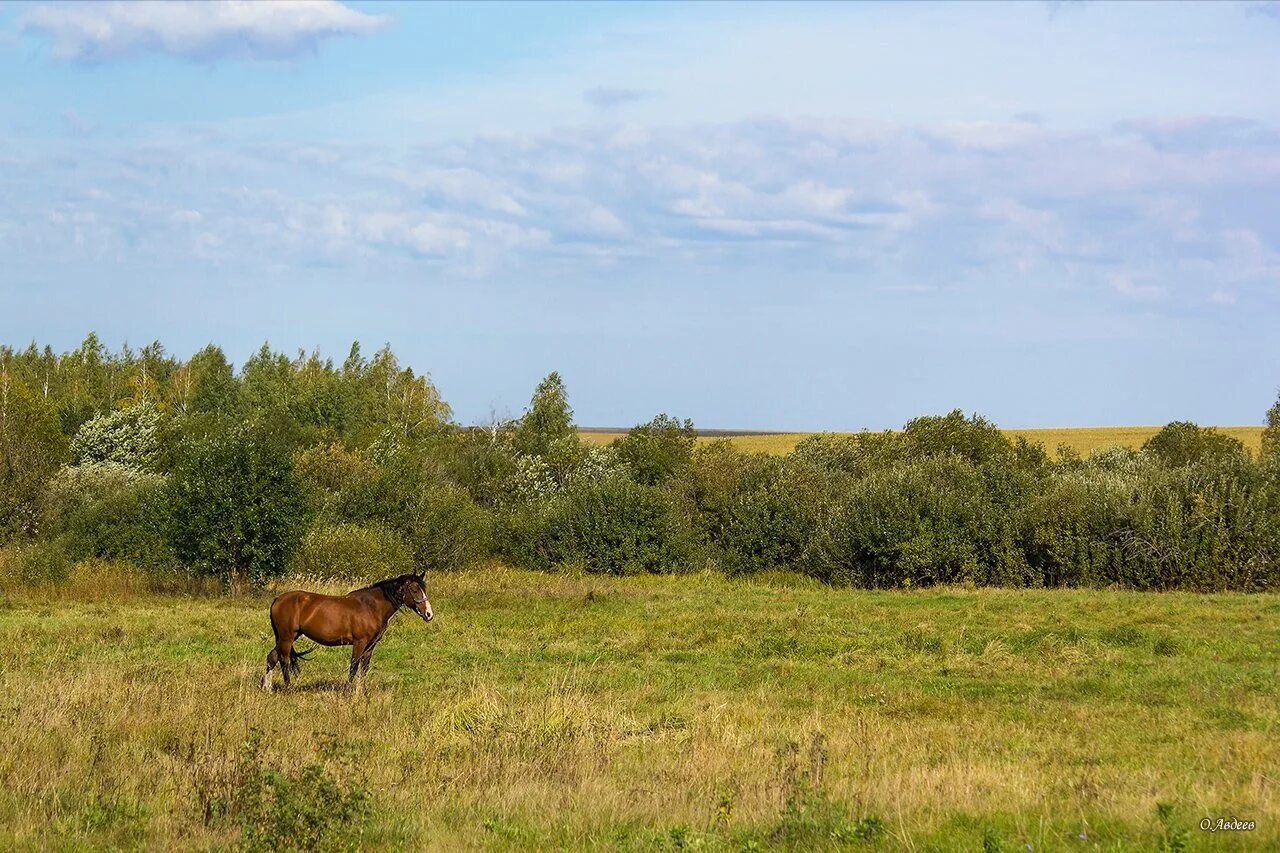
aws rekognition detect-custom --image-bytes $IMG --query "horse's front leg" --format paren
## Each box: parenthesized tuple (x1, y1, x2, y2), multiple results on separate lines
(348, 640, 368, 689)
(352, 628, 386, 692)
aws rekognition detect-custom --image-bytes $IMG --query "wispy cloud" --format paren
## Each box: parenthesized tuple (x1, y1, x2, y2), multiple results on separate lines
(1108, 272, 1167, 301)
(6, 114, 1277, 304)
(1248, 2, 1280, 21)
(21, 0, 389, 63)
(1114, 115, 1275, 152)
(583, 87, 652, 109)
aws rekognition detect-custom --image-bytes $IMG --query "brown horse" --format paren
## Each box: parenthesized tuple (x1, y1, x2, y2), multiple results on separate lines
(262, 572, 433, 691)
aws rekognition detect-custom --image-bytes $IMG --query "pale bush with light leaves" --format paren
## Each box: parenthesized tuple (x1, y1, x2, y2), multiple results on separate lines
(1086, 445, 1148, 475)
(507, 453, 558, 505)
(506, 443, 624, 507)
(568, 444, 626, 487)
(69, 402, 164, 470)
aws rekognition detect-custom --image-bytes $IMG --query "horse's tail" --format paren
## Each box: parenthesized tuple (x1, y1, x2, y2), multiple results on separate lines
(289, 645, 315, 674)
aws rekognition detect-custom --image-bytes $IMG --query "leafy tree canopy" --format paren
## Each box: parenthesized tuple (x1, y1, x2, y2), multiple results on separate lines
(615, 413, 697, 485)
(515, 372, 575, 458)
(1263, 393, 1280, 462)
(0, 374, 69, 540)
(1143, 421, 1247, 468)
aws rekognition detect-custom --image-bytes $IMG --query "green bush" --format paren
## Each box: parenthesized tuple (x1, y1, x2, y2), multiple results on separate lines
(1142, 421, 1248, 468)
(1021, 453, 1280, 591)
(1021, 465, 1134, 587)
(790, 433, 873, 476)
(446, 429, 520, 507)
(676, 441, 752, 546)
(164, 420, 310, 585)
(899, 410, 1018, 467)
(720, 458, 836, 576)
(805, 456, 1032, 587)
(399, 482, 493, 570)
(294, 443, 374, 495)
(503, 474, 698, 575)
(1115, 460, 1280, 590)
(42, 463, 173, 569)
(1264, 393, 1280, 462)
(317, 445, 492, 571)
(0, 375, 68, 541)
(291, 523, 415, 580)
(613, 414, 696, 485)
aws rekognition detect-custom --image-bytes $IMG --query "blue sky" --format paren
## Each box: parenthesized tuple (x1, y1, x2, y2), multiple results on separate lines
(2, 1, 1279, 429)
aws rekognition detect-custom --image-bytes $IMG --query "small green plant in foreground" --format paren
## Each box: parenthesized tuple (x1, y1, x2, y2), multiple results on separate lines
(191, 731, 371, 852)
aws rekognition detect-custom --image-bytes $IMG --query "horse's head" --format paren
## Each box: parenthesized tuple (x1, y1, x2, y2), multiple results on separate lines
(399, 573, 433, 623)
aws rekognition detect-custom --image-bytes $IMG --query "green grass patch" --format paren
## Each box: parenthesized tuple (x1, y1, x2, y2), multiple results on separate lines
(0, 567, 1275, 849)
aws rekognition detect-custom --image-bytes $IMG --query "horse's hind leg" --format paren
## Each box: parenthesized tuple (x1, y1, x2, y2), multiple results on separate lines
(262, 649, 280, 692)
(267, 601, 296, 691)
(277, 636, 296, 689)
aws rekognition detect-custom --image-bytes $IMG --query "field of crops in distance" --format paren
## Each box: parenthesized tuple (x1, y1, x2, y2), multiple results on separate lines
(580, 426, 1266, 457)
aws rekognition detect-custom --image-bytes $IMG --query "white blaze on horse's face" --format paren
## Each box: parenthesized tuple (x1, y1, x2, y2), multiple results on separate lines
(411, 583, 433, 622)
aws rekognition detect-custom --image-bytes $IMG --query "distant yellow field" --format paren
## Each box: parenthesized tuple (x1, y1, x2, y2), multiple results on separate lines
(581, 426, 1265, 457)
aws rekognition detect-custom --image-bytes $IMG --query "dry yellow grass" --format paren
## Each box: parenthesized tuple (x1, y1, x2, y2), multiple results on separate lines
(0, 564, 1275, 849)
(582, 426, 1266, 457)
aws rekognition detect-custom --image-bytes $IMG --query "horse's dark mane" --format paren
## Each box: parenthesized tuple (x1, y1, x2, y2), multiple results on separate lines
(355, 573, 422, 594)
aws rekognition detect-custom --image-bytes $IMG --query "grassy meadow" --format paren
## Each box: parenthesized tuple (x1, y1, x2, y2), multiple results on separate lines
(1, 564, 1276, 850)
(580, 426, 1267, 458)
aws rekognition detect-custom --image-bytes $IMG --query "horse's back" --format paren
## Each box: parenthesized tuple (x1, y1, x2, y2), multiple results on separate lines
(271, 590, 348, 618)
(270, 589, 308, 617)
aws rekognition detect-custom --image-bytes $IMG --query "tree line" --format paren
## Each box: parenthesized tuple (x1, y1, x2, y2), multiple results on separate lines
(3, 334, 1280, 591)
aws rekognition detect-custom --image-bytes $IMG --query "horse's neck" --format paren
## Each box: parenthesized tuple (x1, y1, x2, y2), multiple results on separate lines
(368, 587, 400, 623)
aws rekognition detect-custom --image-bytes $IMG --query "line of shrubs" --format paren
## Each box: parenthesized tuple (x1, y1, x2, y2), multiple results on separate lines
(3, 358, 1280, 592)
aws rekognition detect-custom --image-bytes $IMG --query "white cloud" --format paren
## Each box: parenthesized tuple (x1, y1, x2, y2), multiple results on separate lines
(925, 120, 1049, 152)
(1114, 115, 1274, 152)
(22, 0, 388, 63)
(5, 111, 1278, 303)
(404, 168, 527, 217)
(1108, 273, 1167, 301)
